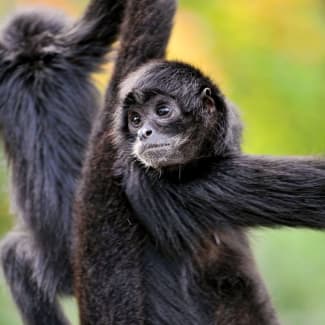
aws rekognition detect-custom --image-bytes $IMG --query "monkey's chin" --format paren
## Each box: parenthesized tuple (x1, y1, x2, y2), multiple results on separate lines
(135, 147, 185, 169)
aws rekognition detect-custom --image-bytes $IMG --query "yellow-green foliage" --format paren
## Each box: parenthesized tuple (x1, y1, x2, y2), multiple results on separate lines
(0, 1, 325, 324)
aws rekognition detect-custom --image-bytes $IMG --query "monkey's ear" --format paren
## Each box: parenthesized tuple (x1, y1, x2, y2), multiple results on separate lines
(201, 87, 216, 114)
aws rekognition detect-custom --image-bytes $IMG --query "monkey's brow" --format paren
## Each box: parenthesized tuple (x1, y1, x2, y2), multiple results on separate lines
(123, 88, 172, 108)
(141, 88, 169, 100)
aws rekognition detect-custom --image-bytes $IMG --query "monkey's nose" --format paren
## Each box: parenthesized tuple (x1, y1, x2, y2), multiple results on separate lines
(138, 128, 153, 141)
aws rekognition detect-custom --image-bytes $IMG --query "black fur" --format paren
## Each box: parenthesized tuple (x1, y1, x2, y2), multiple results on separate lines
(0, 1, 125, 324)
(117, 59, 325, 324)
(113, 61, 282, 324)
(119, 65, 325, 258)
(74, 1, 177, 324)
(74, 0, 280, 324)
(126, 138, 325, 255)
(76, 0, 325, 324)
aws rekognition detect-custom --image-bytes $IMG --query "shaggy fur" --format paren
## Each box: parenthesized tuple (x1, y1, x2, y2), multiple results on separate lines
(113, 61, 282, 325)
(74, 0, 277, 324)
(75, 0, 325, 324)
(0, 1, 125, 324)
(119, 62, 325, 256)
(116, 70, 325, 324)
(74, 1, 176, 324)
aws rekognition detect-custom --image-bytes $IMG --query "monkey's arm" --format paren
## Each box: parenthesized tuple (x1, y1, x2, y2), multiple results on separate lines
(190, 155, 325, 229)
(74, 0, 176, 323)
(74, 132, 144, 325)
(126, 155, 325, 255)
(108, 0, 177, 95)
(0, 0, 126, 76)
(62, 0, 125, 71)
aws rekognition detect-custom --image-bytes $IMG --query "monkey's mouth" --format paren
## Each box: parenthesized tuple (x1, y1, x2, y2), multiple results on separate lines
(138, 143, 173, 163)
(134, 141, 187, 168)
(142, 143, 170, 152)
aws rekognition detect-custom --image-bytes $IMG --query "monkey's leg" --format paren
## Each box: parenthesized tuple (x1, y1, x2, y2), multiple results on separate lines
(1, 230, 70, 325)
(205, 230, 281, 325)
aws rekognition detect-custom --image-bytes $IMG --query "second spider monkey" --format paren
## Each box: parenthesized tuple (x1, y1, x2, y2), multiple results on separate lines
(0, 1, 125, 324)
(75, 0, 325, 324)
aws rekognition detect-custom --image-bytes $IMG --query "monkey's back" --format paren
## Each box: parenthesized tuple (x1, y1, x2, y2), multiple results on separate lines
(0, 9, 98, 269)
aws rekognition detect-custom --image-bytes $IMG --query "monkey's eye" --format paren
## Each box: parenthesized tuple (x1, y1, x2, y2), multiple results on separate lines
(129, 111, 142, 127)
(156, 106, 171, 117)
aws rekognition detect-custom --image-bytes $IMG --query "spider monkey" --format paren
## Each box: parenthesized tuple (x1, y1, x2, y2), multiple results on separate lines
(0, 1, 125, 324)
(75, 0, 325, 324)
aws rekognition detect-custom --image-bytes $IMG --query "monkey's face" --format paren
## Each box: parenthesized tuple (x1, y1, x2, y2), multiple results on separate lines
(117, 61, 236, 170)
(125, 90, 214, 169)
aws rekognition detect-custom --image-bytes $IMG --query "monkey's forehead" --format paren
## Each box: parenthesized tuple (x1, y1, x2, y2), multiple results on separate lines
(118, 60, 222, 112)
(119, 62, 160, 101)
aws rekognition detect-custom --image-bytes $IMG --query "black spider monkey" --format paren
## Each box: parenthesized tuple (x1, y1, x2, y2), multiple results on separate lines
(0, 0, 324, 324)
(75, 0, 325, 324)
(0, 1, 125, 324)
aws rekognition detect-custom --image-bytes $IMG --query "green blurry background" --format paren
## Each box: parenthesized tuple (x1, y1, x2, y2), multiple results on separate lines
(1, 0, 325, 324)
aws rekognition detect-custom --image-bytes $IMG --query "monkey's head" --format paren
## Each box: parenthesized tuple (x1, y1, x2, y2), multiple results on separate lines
(116, 61, 242, 169)
(1, 9, 67, 63)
